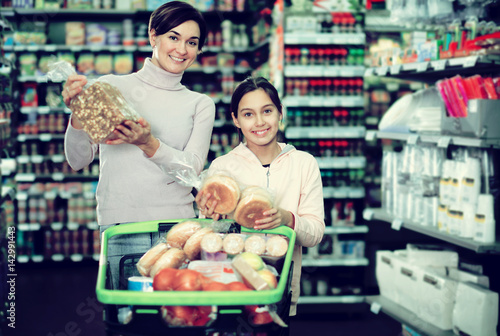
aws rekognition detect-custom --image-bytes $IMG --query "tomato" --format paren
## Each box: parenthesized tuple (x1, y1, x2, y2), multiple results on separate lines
(161, 306, 198, 326)
(153, 268, 178, 291)
(227, 281, 252, 291)
(203, 281, 228, 291)
(172, 269, 203, 291)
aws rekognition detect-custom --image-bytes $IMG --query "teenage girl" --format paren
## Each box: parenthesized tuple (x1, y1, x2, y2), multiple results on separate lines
(196, 77, 325, 316)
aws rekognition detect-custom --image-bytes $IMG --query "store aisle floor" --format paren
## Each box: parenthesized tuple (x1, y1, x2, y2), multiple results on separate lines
(6, 262, 402, 336)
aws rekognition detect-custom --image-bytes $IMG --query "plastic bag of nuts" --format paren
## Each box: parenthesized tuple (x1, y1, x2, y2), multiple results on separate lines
(47, 59, 141, 143)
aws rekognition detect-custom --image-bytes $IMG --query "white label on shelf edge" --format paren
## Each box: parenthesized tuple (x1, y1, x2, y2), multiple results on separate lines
(391, 218, 403, 231)
(370, 301, 382, 314)
(363, 209, 374, 221)
(469, 99, 478, 113)
(437, 136, 452, 148)
(407, 134, 419, 145)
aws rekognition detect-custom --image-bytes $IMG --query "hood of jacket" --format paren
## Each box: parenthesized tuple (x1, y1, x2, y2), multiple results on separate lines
(229, 142, 296, 167)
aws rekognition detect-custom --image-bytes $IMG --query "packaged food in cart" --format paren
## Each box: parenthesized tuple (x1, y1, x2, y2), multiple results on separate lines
(96, 219, 296, 335)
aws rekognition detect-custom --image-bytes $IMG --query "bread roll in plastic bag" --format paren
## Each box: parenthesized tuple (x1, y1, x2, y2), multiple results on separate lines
(234, 186, 275, 228)
(47, 59, 141, 143)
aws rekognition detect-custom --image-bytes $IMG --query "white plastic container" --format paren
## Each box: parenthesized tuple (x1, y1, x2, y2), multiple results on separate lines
(416, 269, 458, 330)
(375, 251, 401, 304)
(405, 244, 458, 268)
(452, 282, 499, 336)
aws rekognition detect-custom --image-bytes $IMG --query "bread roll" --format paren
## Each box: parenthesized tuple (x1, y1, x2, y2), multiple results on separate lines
(200, 174, 240, 214)
(234, 187, 273, 228)
(222, 234, 245, 255)
(150, 247, 186, 278)
(136, 242, 169, 277)
(183, 227, 214, 260)
(244, 235, 267, 255)
(166, 220, 202, 249)
(266, 236, 288, 257)
(200, 233, 223, 253)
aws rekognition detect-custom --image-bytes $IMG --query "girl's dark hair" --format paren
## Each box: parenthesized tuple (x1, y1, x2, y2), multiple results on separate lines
(230, 77, 283, 142)
(231, 77, 282, 118)
(149, 1, 207, 50)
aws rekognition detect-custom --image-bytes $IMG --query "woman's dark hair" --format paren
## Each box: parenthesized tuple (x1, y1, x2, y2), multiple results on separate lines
(149, 1, 207, 50)
(230, 77, 283, 142)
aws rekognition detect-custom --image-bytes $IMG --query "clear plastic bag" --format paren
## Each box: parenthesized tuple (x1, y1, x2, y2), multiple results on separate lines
(47, 59, 141, 143)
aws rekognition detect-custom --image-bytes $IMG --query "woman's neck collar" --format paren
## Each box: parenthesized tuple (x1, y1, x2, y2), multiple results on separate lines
(137, 58, 184, 90)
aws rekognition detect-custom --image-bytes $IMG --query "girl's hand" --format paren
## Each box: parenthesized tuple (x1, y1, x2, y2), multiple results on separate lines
(254, 208, 293, 230)
(62, 74, 87, 107)
(106, 118, 160, 157)
(195, 190, 221, 221)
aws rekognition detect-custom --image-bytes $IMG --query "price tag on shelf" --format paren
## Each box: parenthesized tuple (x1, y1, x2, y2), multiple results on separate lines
(45, 45, 57, 52)
(51, 223, 64, 231)
(363, 209, 374, 221)
(70, 46, 83, 52)
(432, 59, 447, 71)
(365, 68, 375, 77)
(463, 56, 478, 68)
(365, 130, 377, 141)
(437, 136, 452, 149)
(376, 66, 388, 76)
(52, 173, 64, 181)
(40, 134, 52, 142)
(370, 302, 382, 314)
(407, 134, 419, 145)
(416, 62, 428, 72)
(391, 218, 403, 231)
(389, 64, 401, 75)
(38, 106, 50, 114)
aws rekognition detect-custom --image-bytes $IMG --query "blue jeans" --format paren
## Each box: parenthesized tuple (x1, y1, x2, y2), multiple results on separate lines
(99, 223, 162, 290)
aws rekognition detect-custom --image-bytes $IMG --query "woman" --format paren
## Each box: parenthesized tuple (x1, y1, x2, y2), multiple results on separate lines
(63, 1, 215, 289)
(196, 77, 325, 316)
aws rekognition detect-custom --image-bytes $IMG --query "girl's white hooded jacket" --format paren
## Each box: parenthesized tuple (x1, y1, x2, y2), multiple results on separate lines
(208, 142, 325, 315)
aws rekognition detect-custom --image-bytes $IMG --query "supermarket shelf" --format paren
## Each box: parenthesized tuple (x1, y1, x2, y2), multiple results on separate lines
(17, 134, 64, 142)
(17, 222, 97, 232)
(20, 106, 71, 114)
(366, 295, 455, 336)
(323, 186, 365, 199)
(285, 65, 365, 77)
(364, 10, 410, 32)
(299, 295, 365, 304)
(1, 186, 15, 205)
(363, 208, 500, 254)
(316, 156, 366, 169)
(365, 130, 500, 149)
(283, 95, 364, 107)
(285, 33, 365, 45)
(364, 55, 500, 83)
(15, 173, 99, 182)
(302, 257, 369, 267)
(17, 154, 66, 163)
(286, 126, 365, 139)
(324, 225, 369, 235)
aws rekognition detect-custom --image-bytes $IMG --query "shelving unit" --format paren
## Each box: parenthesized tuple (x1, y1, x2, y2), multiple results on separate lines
(363, 208, 500, 254)
(280, 7, 369, 309)
(363, 45, 500, 334)
(366, 296, 455, 336)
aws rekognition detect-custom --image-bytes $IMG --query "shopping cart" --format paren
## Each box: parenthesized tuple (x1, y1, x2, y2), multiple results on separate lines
(96, 219, 296, 336)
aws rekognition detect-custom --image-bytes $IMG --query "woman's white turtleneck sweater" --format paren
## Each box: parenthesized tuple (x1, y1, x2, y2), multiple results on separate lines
(64, 58, 216, 225)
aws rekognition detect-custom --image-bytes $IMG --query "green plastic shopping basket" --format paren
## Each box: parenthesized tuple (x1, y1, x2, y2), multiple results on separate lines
(96, 219, 296, 307)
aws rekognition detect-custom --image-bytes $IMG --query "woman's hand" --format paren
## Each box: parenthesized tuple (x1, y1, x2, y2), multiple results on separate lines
(195, 190, 222, 221)
(63, 75, 88, 130)
(253, 207, 293, 230)
(62, 74, 87, 107)
(106, 118, 160, 157)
